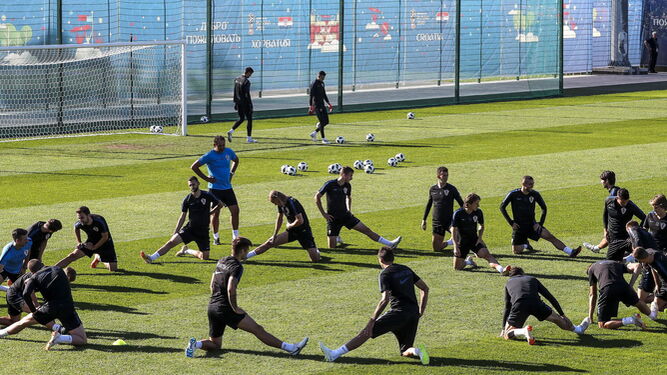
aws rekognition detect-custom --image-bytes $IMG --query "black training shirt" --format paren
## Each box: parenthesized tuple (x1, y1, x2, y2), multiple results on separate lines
(502, 275, 564, 327)
(378, 264, 421, 313)
(309, 79, 329, 107)
(278, 197, 309, 228)
(74, 214, 113, 245)
(6, 271, 32, 300)
(452, 208, 484, 242)
(210, 256, 244, 307)
(233, 75, 252, 106)
(644, 211, 667, 251)
(423, 183, 463, 223)
(628, 226, 658, 250)
(588, 260, 631, 290)
(23, 266, 74, 311)
(27, 221, 51, 253)
(182, 190, 220, 230)
(500, 189, 547, 227)
(603, 197, 645, 240)
(319, 179, 351, 217)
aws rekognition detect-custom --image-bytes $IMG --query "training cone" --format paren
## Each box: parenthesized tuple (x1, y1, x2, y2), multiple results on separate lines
(112, 339, 128, 346)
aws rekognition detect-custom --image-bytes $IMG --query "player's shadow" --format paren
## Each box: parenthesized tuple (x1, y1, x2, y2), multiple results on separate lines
(70, 283, 168, 295)
(86, 328, 177, 341)
(77, 269, 202, 284)
(321, 246, 444, 258)
(538, 335, 642, 349)
(244, 259, 344, 272)
(522, 272, 589, 282)
(497, 252, 600, 264)
(427, 357, 587, 372)
(207, 348, 323, 360)
(84, 342, 182, 354)
(75, 301, 149, 315)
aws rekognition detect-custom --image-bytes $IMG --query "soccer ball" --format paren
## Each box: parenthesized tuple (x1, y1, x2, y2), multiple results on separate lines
(335, 136, 345, 144)
(353, 160, 365, 170)
(387, 157, 398, 167)
(407, 112, 415, 120)
(280, 164, 289, 174)
(200, 116, 209, 123)
(297, 162, 308, 172)
(328, 163, 342, 174)
(366, 133, 375, 142)
(364, 164, 375, 174)
(364, 159, 374, 167)
(395, 153, 405, 162)
(286, 166, 297, 176)
(150, 125, 163, 133)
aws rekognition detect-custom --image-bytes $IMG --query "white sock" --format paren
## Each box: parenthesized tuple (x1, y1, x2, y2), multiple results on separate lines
(446, 239, 454, 246)
(337, 236, 343, 243)
(56, 334, 73, 344)
(621, 316, 635, 325)
(149, 252, 161, 261)
(232, 230, 239, 239)
(511, 328, 527, 338)
(0, 329, 8, 337)
(650, 311, 658, 320)
(195, 341, 203, 349)
(281, 342, 297, 352)
(523, 244, 529, 249)
(573, 325, 584, 334)
(246, 250, 258, 259)
(465, 259, 475, 266)
(563, 246, 573, 255)
(213, 233, 219, 240)
(495, 265, 504, 273)
(331, 345, 349, 358)
(624, 255, 636, 263)
(228, 129, 234, 133)
(403, 347, 420, 356)
(185, 249, 199, 257)
(51, 324, 62, 332)
(0, 285, 8, 292)
(378, 237, 393, 246)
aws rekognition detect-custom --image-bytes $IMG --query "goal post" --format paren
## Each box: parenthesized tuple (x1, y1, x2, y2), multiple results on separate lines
(0, 40, 187, 141)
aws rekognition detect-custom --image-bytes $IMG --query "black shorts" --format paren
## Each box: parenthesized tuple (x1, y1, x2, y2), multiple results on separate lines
(6, 292, 23, 317)
(327, 213, 361, 237)
(287, 226, 317, 250)
(432, 220, 451, 236)
(597, 284, 639, 322)
(506, 299, 553, 327)
(208, 304, 246, 338)
(211, 188, 238, 207)
(33, 302, 82, 331)
(511, 225, 543, 245)
(639, 266, 655, 293)
(371, 310, 420, 353)
(606, 239, 632, 262)
(178, 225, 210, 252)
(315, 105, 329, 126)
(78, 241, 117, 263)
(0, 270, 20, 282)
(656, 285, 667, 301)
(456, 239, 485, 259)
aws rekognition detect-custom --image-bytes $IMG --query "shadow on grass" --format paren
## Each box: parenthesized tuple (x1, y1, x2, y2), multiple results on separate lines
(86, 328, 177, 341)
(76, 301, 148, 315)
(538, 335, 643, 349)
(319, 246, 445, 259)
(77, 269, 202, 284)
(71, 283, 168, 295)
(84, 342, 181, 353)
(497, 252, 601, 264)
(524, 272, 589, 282)
(246, 255, 378, 270)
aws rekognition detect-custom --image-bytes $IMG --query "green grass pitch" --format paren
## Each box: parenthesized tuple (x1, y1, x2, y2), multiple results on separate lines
(2, 91, 667, 374)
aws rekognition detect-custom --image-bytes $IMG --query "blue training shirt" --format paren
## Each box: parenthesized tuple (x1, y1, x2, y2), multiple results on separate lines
(0, 238, 32, 274)
(198, 148, 237, 190)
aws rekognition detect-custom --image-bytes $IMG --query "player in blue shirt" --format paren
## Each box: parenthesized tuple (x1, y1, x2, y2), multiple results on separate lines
(0, 228, 32, 290)
(192, 135, 240, 246)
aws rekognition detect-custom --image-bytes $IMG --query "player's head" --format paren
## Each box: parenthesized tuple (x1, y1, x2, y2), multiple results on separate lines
(436, 166, 449, 183)
(521, 176, 534, 190)
(11, 228, 28, 246)
(268, 190, 287, 205)
(232, 237, 253, 258)
(378, 247, 395, 267)
(464, 193, 481, 210)
(76, 206, 91, 221)
(600, 170, 616, 189)
(508, 267, 524, 277)
(616, 188, 630, 205)
(245, 66, 254, 77)
(626, 220, 639, 230)
(188, 176, 200, 192)
(339, 166, 354, 182)
(653, 31, 658, 38)
(46, 219, 62, 233)
(65, 267, 77, 282)
(318, 70, 326, 80)
(213, 135, 226, 151)
(649, 194, 667, 214)
(27, 259, 44, 273)
(632, 247, 652, 264)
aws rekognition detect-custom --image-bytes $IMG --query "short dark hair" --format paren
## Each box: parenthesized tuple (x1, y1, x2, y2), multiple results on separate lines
(77, 206, 91, 215)
(600, 170, 616, 185)
(437, 166, 448, 174)
(341, 166, 354, 175)
(46, 219, 62, 232)
(633, 247, 649, 260)
(188, 176, 199, 183)
(522, 176, 534, 183)
(617, 188, 630, 200)
(318, 70, 326, 77)
(649, 194, 667, 209)
(626, 220, 639, 229)
(508, 267, 524, 277)
(245, 66, 254, 74)
(65, 267, 77, 282)
(464, 193, 481, 206)
(12, 228, 27, 240)
(378, 247, 395, 263)
(232, 237, 253, 256)
(28, 259, 44, 273)
(214, 135, 226, 146)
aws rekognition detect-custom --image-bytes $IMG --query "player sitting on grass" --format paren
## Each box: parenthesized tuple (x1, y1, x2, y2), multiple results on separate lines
(586, 260, 655, 330)
(421, 166, 463, 252)
(0, 228, 32, 292)
(315, 166, 402, 249)
(319, 247, 430, 365)
(245, 190, 321, 262)
(56, 206, 118, 272)
(185, 237, 308, 358)
(633, 247, 667, 319)
(141, 176, 222, 263)
(583, 170, 620, 253)
(451, 193, 511, 275)
(26, 219, 62, 264)
(501, 267, 589, 345)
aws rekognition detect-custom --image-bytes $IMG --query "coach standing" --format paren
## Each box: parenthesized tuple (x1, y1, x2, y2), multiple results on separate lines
(227, 67, 256, 143)
(644, 32, 659, 73)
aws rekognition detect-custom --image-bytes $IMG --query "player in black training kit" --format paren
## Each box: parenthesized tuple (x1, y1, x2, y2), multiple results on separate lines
(184, 237, 308, 358)
(246, 190, 321, 262)
(644, 194, 667, 252)
(501, 267, 588, 345)
(626, 221, 660, 303)
(584, 170, 621, 253)
(599, 188, 646, 262)
(421, 166, 463, 251)
(26, 219, 62, 263)
(499, 176, 581, 257)
(140, 177, 222, 263)
(319, 247, 430, 365)
(308, 70, 334, 144)
(451, 193, 510, 275)
(632, 247, 667, 319)
(587, 260, 654, 330)
(227, 67, 257, 144)
(56, 206, 118, 271)
(0, 260, 85, 350)
(315, 167, 402, 249)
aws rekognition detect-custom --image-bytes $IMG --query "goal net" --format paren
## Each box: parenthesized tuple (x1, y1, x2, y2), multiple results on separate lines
(0, 41, 187, 141)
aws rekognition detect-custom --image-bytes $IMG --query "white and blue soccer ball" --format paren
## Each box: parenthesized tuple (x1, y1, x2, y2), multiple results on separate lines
(407, 112, 415, 120)
(395, 153, 405, 162)
(328, 163, 342, 174)
(366, 133, 375, 142)
(286, 166, 297, 176)
(364, 164, 375, 174)
(353, 160, 365, 170)
(280, 164, 289, 174)
(297, 162, 308, 172)
(364, 159, 374, 167)
(335, 136, 345, 144)
(150, 125, 163, 133)
(387, 157, 398, 167)
(200, 116, 209, 123)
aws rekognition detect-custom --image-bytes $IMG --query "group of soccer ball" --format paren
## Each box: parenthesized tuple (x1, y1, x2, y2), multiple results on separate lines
(280, 162, 309, 176)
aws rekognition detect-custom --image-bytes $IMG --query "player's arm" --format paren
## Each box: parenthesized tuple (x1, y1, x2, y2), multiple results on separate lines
(191, 160, 215, 183)
(421, 195, 433, 230)
(35, 240, 48, 261)
(209, 274, 215, 294)
(602, 203, 609, 232)
(415, 279, 429, 317)
(230, 156, 239, 177)
(74, 227, 83, 245)
(22, 278, 38, 313)
(346, 195, 352, 213)
(0, 244, 9, 272)
(174, 212, 187, 234)
(451, 226, 461, 257)
(536, 193, 547, 226)
(502, 287, 511, 330)
(499, 192, 515, 227)
(588, 284, 597, 321)
(362, 291, 391, 337)
(477, 223, 485, 244)
(652, 268, 661, 294)
(314, 192, 333, 222)
(537, 281, 565, 316)
(90, 232, 109, 250)
(227, 276, 245, 315)
(271, 212, 284, 242)
(626, 263, 641, 288)
(286, 213, 304, 230)
(631, 202, 646, 223)
(454, 189, 464, 208)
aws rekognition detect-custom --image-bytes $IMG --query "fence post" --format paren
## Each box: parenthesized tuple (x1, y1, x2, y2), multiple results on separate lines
(455, 0, 461, 102)
(206, 0, 212, 118)
(559, 0, 564, 93)
(337, 0, 344, 111)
